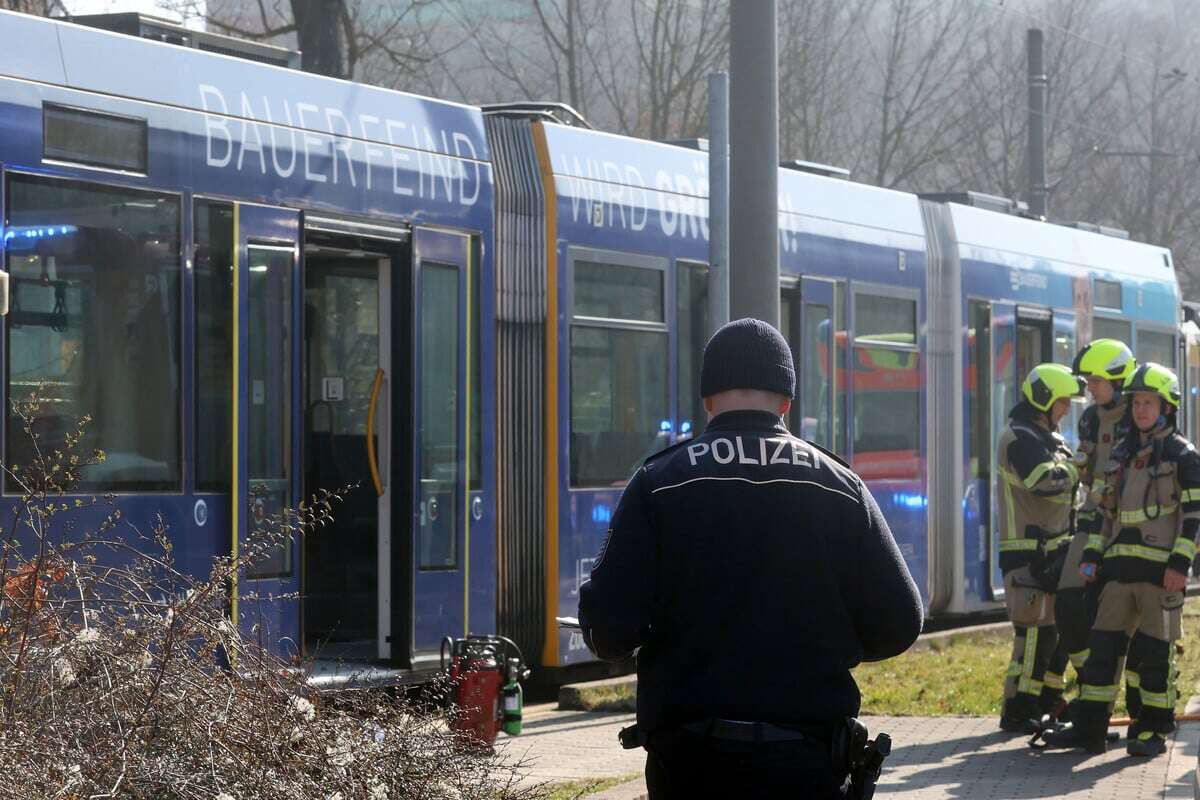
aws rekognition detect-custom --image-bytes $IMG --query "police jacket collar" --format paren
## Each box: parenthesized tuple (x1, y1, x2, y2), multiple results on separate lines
(704, 409, 789, 434)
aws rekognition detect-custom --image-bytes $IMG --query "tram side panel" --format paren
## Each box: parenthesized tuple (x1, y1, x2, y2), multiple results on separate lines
(945, 202, 1179, 613)
(0, 11, 499, 663)
(777, 172, 932, 611)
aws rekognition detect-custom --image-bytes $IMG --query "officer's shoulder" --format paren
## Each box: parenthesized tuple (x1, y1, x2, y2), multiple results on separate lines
(640, 438, 692, 472)
(807, 440, 851, 470)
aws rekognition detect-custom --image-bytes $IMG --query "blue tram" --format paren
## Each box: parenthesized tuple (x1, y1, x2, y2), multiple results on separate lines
(0, 11, 1183, 679)
(492, 117, 1180, 667)
(0, 10, 495, 679)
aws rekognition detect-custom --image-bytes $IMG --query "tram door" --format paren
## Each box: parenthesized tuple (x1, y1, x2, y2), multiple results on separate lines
(411, 228, 471, 659)
(302, 241, 392, 661)
(232, 203, 303, 648)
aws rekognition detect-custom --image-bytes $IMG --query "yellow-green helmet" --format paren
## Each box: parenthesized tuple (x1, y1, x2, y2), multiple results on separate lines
(1022, 363, 1086, 412)
(1123, 362, 1180, 408)
(1072, 338, 1135, 382)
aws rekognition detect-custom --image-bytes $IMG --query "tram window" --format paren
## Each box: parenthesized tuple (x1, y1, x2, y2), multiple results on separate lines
(851, 346, 920, 480)
(968, 302, 991, 483)
(801, 304, 831, 447)
(1092, 316, 1131, 346)
(4, 176, 180, 492)
(850, 290, 918, 479)
(1137, 328, 1176, 370)
(470, 244, 482, 489)
(419, 263, 460, 569)
(574, 261, 664, 323)
(1094, 279, 1122, 311)
(569, 254, 669, 488)
(194, 200, 233, 493)
(245, 245, 293, 579)
(676, 261, 708, 439)
(855, 293, 916, 345)
(43, 104, 147, 174)
(570, 326, 668, 487)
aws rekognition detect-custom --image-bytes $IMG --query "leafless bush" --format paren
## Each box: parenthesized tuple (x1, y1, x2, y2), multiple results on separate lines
(0, 392, 540, 800)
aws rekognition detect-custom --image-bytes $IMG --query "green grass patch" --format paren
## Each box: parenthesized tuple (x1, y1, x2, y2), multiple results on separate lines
(855, 602, 1200, 717)
(541, 775, 639, 800)
(571, 683, 637, 712)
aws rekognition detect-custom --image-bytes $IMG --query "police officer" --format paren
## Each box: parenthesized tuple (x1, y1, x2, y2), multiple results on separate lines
(578, 318, 923, 799)
(996, 363, 1084, 733)
(1047, 341, 1135, 710)
(1044, 363, 1199, 756)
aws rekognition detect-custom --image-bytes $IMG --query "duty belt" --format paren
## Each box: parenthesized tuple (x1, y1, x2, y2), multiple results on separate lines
(681, 718, 829, 744)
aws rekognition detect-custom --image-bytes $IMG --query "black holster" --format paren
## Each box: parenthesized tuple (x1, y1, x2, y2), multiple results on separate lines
(833, 717, 892, 800)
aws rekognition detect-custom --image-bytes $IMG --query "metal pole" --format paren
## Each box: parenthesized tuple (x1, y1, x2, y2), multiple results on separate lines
(708, 71, 730, 334)
(729, 0, 779, 327)
(1027, 28, 1048, 219)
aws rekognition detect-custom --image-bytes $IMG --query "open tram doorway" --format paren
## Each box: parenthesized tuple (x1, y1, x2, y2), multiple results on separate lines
(301, 231, 404, 664)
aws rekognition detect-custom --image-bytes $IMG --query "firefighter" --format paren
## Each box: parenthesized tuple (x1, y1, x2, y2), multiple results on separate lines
(1047, 340, 1135, 708)
(997, 363, 1085, 734)
(578, 318, 923, 799)
(1042, 363, 1198, 756)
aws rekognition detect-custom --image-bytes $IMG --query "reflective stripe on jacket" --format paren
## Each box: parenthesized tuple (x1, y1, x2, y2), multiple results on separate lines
(1086, 426, 1200, 582)
(996, 404, 1078, 575)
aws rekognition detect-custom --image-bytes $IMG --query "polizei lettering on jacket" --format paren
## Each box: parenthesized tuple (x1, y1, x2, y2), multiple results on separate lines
(686, 436, 815, 468)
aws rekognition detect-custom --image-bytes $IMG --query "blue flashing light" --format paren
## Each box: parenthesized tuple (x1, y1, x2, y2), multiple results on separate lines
(591, 503, 612, 524)
(1192, 386, 1198, 397)
(659, 419, 673, 433)
(680, 421, 692, 434)
(2, 224, 77, 250)
(891, 492, 928, 510)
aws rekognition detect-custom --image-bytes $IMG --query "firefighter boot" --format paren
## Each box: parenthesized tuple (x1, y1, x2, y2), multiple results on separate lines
(1126, 731, 1167, 757)
(1038, 722, 1108, 754)
(1000, 694, 1042, 734)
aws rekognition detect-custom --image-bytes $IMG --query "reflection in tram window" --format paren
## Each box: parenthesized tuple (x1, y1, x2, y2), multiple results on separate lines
(4, 176, 180, 491)
(1137, 328, 1176, 370)
(569, 256, 668, 487)
(419, 263, 460, 569)
(676, 261, 708, 439)
(194, 200, 233, 493)
(1092, 315, 1131, 346)
(851, 293, 918, 481)
(245, 246, 294, 579)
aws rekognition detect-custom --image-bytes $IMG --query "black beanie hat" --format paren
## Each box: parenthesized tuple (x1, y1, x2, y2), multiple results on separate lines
(700, 318, 795, 398)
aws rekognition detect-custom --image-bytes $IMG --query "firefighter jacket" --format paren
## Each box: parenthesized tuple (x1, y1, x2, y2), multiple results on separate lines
(1075, 400, 1129, 536)
(996, 402, 1078, 579)
(1083, 424, 1200, 583)
(577, 409, 924, 734)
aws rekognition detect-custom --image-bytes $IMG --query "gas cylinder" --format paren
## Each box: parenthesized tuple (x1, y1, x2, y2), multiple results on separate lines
(441, 635, 530, 746)
(501, 657, 524, 735)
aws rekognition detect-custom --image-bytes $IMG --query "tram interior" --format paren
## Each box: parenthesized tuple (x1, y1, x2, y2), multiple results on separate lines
(302, 239, 389, 662)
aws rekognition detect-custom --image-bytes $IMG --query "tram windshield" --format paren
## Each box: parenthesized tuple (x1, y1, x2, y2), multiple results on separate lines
(3, 176, 180, 491)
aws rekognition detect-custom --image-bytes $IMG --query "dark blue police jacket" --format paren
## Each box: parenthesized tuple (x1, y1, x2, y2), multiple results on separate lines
(578, 409, 923, 733)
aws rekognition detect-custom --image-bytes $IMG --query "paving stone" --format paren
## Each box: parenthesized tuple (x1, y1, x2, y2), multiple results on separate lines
(500, 704, 1200, 798)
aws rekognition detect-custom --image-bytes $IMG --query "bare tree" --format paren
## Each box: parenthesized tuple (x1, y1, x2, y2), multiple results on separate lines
(0, 0, 66, 14)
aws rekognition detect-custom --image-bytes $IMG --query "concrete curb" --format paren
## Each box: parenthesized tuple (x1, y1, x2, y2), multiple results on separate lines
(558, 620, 1013, 710)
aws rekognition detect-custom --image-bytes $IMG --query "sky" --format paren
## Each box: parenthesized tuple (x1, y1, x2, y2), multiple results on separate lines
(61, 0, 206, 28)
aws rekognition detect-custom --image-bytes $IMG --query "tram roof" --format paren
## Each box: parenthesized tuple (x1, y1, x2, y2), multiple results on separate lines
(946, 201, 1176, 285)
(0, 9, 490, 164)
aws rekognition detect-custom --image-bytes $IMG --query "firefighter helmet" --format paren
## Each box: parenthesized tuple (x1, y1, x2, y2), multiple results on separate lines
(1022, 363, 1087, 412)
(1123, 362, 1180, 409)
(1072, 338, 1135, 382)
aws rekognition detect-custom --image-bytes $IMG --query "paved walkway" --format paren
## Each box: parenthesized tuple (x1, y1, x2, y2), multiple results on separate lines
(500, 705, 1200, 798)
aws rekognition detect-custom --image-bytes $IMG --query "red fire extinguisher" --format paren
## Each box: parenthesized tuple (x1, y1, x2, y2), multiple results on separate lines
(441, 635, 529, 746)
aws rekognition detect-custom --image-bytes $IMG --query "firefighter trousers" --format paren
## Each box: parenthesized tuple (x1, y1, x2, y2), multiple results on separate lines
(1003, 570, 1059, 718)
(1074, 581, 1184, 739)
